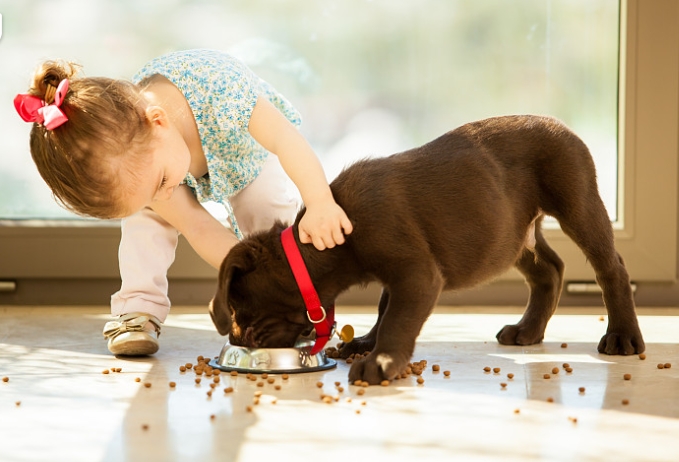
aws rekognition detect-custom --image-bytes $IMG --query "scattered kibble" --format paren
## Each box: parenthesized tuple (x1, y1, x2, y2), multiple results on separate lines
(102, 370, 110, 375)
(2, 377, 8, 383)
(622, 399, 630, 405)
(230, 371, 238, 376)
(568, 416, 578, 424)
(639, 354, 646, 360)
(380, 380, 390, 387)
(274, 385, 282, 391)
(267, 378, 275, 384)
(657, 364, 665, 369)
(543, 374, 551, 379)
(169, 382, 176, 388)
(623, 373, 632, 381)
(432, 365, 440, 372)
(357, 389, 365, 396)
(282, 374, 289, 380)
(206, 390, 213, 397)
(547, 397, 554, 403)
(256, 381, 264, 387)
(416, 377, 425, 385)
(565, 367, 573, 373)
(562, 363, 570, 369)
(500, 383, 507, 389)
(246, 406, 253, 412)
(134, 377, 141, 383)
(507, 373, 514, 379)
(224, 387, 234, 393)
(514, 409, 520, 414)
(493, 367, 501, 374)
(483, 367, 491, 373)
(142, 424, 149, 431)
(664, 363, 672, 369)
(15, 401, 21, 407)
(599, 316, 605, 321)
(578, 387, 586, 393)
(195, 378, 202, 384)
(213, 376, 221, 384)
(316, 381, 324, 388)
(179, 366, 186, 372)
(144, 382, 152, 388)
(561, 343, 568, 348)
(443, 371, 451, 377)
(185, 363, 193, 370)
(262, 373, 268, 379)
(551, 367, 559, 375)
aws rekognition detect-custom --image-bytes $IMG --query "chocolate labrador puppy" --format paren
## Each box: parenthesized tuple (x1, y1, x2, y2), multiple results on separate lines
(209, 115, 645, 384)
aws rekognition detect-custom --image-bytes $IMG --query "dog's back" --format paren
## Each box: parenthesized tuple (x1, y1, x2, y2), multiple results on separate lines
(328, 115, 599, 290)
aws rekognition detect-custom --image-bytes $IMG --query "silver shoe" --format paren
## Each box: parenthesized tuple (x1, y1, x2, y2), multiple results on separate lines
(103, 312, 162, 356)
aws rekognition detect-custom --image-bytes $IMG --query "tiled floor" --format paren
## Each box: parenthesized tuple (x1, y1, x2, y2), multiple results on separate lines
(0, 305, 678, 462)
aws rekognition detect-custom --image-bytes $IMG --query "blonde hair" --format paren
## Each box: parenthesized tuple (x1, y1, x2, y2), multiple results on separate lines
(26, 60, 152, 218)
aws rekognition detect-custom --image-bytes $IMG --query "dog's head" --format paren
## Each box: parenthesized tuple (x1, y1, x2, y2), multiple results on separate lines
(209, 222, 313, 348)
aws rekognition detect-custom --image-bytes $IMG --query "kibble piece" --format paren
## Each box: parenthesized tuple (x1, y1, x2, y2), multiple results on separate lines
(599, 315, 605, 321)
(657, 363, 665, 369)
(102, 369, 110, 375)
(213, 376, 221, 384)
(224, 387, 234, 393)
(639, 354, 646, 360)
(361, 381, 370, 388)
(142, 424, 149, 431)
(565, 367, 573, 373)
(543, 374, 551, 379)
(246, 406, 253, 412)
(274, 385, 281, 391)
(316, 381, 324, 388)
(210, 414, 216, 421)
(562, 363, 570, 369)
(622, 399, 630, 405)
(322, 396, 333, 404)
(664, 363, 672, 369)
(15, 401, 21, 407)
(206, 390, 213, 397)
(623, 373, 632, 381)
(443, 370, 451, 377)
(209, 383, 217, 389)
(500, 383, 507, 389)
(578, 387, 586, 393)
(551, 367, 559, 375)
(416, 377, 425, 385)
(267, 378, 275, 384)
(513, 409, 520, 414)
(230, 371, 238, 376)
(144, 382, 152, 388)
(2, 377, 8, 383)
(547, 397, 554, 403)
(179, 366, 186, 372)
(282, 374, 289, 380)
(432, 365, 441, 372)
(493, 367, 501, 374)
(561, 343, 568, 348)
(134, 377, 141, 383)
(380, 380, 390, 387)
(256, 381, 264, 387)
(483, 367, 491, 373)
(195, 378, 202, 384)
(261, 373, 268, 379)
(507, 373, 514, 379)
(185, 363, 193, 370)
(254, 391, 263, 397)
(568, 416, 578, 424)
(357, 389, 366, 396)
(169, 382, 176, 388)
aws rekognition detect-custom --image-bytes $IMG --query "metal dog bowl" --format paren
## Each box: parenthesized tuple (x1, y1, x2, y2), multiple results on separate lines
(209, 338, 337, 374)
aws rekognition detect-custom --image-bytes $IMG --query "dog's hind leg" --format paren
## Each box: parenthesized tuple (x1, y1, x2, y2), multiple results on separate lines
(338, 289, 389, 358)
(554, 198, 645, 355)
(497, 220, 565, 346)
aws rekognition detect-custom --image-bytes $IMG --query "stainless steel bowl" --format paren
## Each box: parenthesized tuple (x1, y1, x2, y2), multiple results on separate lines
(209, 338, 337, 374)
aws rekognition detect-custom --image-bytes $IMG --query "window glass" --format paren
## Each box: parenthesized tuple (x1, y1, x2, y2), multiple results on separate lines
(0, 0, 619, 220)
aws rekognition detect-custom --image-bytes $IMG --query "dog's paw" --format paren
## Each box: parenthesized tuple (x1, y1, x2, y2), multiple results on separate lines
(348, 352, 404, 385)
(338, 335, 376, 359)
(496, 324, 545, 346)
(597, 330, 645, 355)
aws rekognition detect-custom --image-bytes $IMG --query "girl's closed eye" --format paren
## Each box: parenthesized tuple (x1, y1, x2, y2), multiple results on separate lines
(158, 176, 168, 190)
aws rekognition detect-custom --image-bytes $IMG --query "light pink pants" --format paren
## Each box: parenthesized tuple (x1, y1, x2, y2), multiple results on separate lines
(110, 155, 299, 322)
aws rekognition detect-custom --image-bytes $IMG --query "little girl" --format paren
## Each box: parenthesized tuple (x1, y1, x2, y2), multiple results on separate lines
(15, 49, 352, 356)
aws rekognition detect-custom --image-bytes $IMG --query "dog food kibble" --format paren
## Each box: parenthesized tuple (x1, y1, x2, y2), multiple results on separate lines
(2, 377, 8, 383)
(282, 374, 289, 380)
(102, 369, 110, 375)
(256, 381, 264, 387)
(134, 377, 141, 382)
(562, 363, 570, 369)
(224, 387, 234, 393)
(261, 373, 268, 379)
(547, 397, 554, 403)
(623, 374, 632, 380)
(561, 343, 568, 348)
(230, 371, 238, 376)
(568, 416, 578, 424)
(381, 380, 390, 387)
(210, 414, 216, 421)
(514, 409, 520, 414)
(493, 367, 501, 374)
(622, 399, 630, 405)
(579, 387, 586, 393)
(507, 373, 514, 379)
(361, 381, 370, 388)
(15, 401, 21, 407)
(185, 363, 193, 370)
(483, 367, 491, 373)
(500, 383, 507, 389)
(322, 396, 333, 404)
(657, 363, 665, 369)
(209, 383, 217, 389)
(543, 374, 551, 379)
(246, 406, 253, 412)
(432, 365, 440, 372)
(169, 382, 176, 388)
(267, 378, 275, 384)
(443, 371, 451, 377)
(316, 381, 324, 388)
(565, 367, 573, 373)
(274, 385, 282, 391)
(664, 363, 672, 369)
(551, 367, 559, 375)
(357, 389, 366, 396)
(639, 354, 646, 360)
(416, 377, 425, 385)
(599, 315, 605, 321)
(206, 390, 213, 397)
(213, 376, 221, 384)
(179, 366, 186, 372)
(144, 382, 152, 388)
(142, 424, 149, 431)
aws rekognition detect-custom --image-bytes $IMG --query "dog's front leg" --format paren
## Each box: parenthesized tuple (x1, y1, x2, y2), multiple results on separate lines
(338, 288, 389, 358)
(348, 273, 443, 385)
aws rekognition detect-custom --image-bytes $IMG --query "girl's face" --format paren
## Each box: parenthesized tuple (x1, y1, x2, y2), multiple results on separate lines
(118, 108, 191, 217)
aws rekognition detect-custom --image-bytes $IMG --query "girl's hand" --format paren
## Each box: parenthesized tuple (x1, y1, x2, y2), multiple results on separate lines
(298, 199, 353, 250)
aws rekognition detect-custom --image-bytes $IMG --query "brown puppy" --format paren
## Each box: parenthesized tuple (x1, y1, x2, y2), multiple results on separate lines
(209, 115, 645, 384)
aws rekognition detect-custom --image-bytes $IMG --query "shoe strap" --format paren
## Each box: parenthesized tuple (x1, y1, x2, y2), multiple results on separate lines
(103, 312, 162, 339)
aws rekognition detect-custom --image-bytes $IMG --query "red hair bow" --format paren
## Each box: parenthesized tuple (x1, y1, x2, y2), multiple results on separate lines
(14, 79, 69, 130)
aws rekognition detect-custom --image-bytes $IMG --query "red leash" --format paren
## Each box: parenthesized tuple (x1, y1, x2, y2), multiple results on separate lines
(280, 226, 335, 355)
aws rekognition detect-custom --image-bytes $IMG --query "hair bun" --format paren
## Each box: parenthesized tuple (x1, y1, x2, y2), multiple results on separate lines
(30, 60, 81, 104)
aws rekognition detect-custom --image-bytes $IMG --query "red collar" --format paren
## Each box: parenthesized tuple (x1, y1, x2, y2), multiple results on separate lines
(280, 226, 335, 355)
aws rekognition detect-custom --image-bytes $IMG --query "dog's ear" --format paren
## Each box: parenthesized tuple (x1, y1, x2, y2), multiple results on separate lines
(209, 243, 257, 336)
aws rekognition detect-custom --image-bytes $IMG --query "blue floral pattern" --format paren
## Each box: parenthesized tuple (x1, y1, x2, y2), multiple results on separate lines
(132, 49, 301, 238)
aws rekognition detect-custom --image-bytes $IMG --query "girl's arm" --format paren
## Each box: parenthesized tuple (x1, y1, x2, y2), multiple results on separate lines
(247, 96, 353, 250)
(150, 185, 238, 269)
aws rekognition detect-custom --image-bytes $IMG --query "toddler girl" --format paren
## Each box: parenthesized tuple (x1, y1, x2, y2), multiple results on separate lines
(15, 49, 352, 356)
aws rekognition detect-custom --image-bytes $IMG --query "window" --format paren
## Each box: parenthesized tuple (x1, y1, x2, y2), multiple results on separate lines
(0, 0, 676, 303)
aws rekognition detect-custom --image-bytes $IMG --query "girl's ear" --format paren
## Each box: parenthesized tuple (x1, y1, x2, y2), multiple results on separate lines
(144, 106, 169, 126)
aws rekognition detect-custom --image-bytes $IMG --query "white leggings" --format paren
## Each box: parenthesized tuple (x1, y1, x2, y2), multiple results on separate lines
(110, 155, 299, 322)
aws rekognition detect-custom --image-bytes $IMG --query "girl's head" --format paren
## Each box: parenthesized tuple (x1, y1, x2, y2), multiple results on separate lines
(18, 60, 154, 219)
